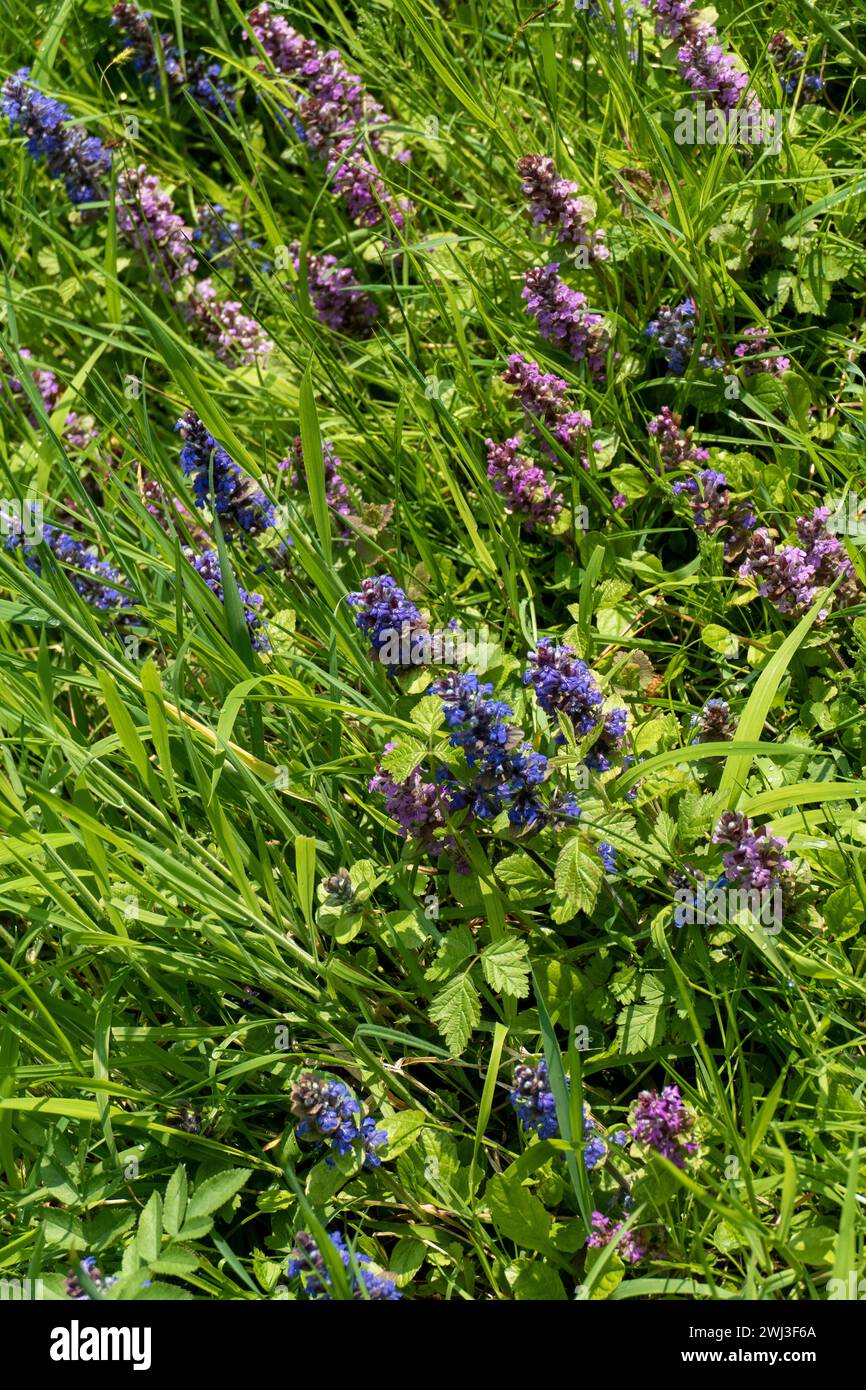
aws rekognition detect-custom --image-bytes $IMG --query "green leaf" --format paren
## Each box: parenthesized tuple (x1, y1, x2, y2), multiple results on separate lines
(163, 1165, 188, 1238)
(480, 936, 531, 997)
(486, 1173, 552, 1250)
(424, 925, 475, 981)
(136, 1190, 162, 1264)
(409, 695, 445, 738)
(186, 1168, 252, 1222)
(553, 835, 602, 922)
(380, 737, 427, 783)
(429, 971, 480, 1055)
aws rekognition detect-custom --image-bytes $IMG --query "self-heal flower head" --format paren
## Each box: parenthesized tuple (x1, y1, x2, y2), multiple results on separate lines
(516, 154, 609, 261)
(290, 244, 378, 336)
(2, 68, 111, 204)
(646, 407, 709, 471)
(712, 811, 792, 895)
(630, 1084, 698, 1167)
(111, 3, 235, 113)
(734, 327, 790, 377)
(485, 437, 563, 529)
(690, 698, 736, 743)
(176, 411, 275, 534)
(646, 299, 720, 376)
(739, 508, 860, 620)
(502, 354, 594, 463)
(522, 265, 611, 380)
(672, 468, 756, 557)
(369, 747, 452, 858)
(587, 1212, 646, 1264)
(347, 573, 428, 665)
(290, 1072, 387, 1170)
(184, 279, 273, 368)
(280, 435, 352, 517)
(65, 1255, 119, 1300)
(287, 1231, 401, 1300)
(115, 165, 197, 285)
(1, 347, 61, 425)
(187, 548, 269, 651)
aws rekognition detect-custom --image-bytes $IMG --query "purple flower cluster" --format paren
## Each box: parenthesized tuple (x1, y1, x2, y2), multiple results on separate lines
(523, 640, 628, 771)
(2, 68, 111, 205)
(287, 1231, 401, 1300)
(184, 278, 273, 368)
(115, 164, 197, 284)
(646, 298, 719, 375)
(280, 435, 352, 517)
(712, 811, 792, 895)
(65, 1255, 118, 1300)
(502, 354, 594, 462)
(176, 411, 275, 534)
(187, 547, 269, 651)
(290, 244, 378, 336)
(347, 573, 428, 664)
(1, 347, 61, 424)
(246, 4, 410, 232)
(630, 1084, 698, 1168)
(739, 508, 860, 619)
(6, 518, 125, 610)
(290, 1072, 387, 1170)
(516, 154, 609, 261)
(691, 698, 736, 743)
(522, 265, 611, 379)
(647, 407, 708, 470)
(734, 327, 790, 377)
(587, 1212, 646, 1264)
(369, 750, 451, 858)
(768, 31, 824, 100)
(485, 437, 563, 529)
(645, 1, 758, 119)
(111, 3, 235, 113)
(673, 469, 756, 556)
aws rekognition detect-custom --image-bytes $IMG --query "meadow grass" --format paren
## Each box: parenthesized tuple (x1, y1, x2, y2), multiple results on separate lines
(0, 0, 864, 1301)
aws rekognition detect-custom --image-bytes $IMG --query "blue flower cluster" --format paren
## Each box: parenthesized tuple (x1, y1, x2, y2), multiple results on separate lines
(111, 4, 235, 114)
(188, 548, 269, 651)
(290, 1072, 388, 1170)
(6, 519, 125, 610)
(176, 411, 275, 534)
(347, 573, 428, 664)
(524, 640, 627, 771)
(429, 671, 578, 830)
(510, 1060, 608, 1169)
(287, 1231, 401, 1300)
(645, 297, 720, 375)
(2, 68, 111, 204)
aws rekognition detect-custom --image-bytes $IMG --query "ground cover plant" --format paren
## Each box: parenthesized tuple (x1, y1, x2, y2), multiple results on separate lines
(0, 0, 865, 1304)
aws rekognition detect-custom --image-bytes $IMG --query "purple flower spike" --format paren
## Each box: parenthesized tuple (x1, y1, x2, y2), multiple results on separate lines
(187, 547, 270, 651)
(290, 244, 378, 336)
(485, 436, 563, 529)
(516, 154, 609, 261)
(115, 164, 197, 285)
(521, 265, 611, 379)
(502, 354, 593, 463)
(630, 1083, 698, 1167)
